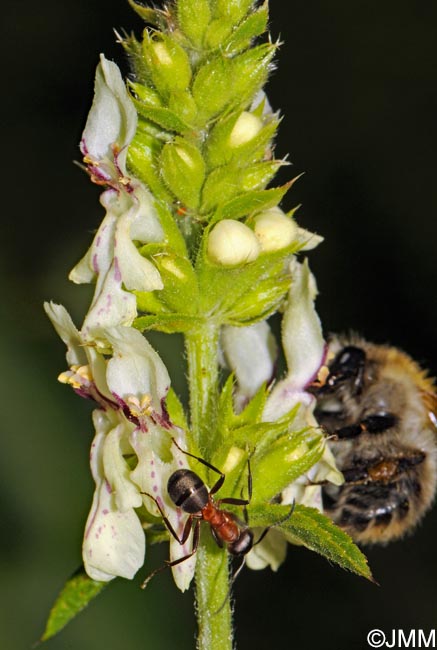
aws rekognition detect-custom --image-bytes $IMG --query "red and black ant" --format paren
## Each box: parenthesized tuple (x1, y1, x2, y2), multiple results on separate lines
(141, 439, 294, 590)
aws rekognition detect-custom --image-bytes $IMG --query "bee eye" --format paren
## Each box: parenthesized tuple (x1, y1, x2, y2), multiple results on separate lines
(331, 346, 366, 377)
(325, 345, 366, 395)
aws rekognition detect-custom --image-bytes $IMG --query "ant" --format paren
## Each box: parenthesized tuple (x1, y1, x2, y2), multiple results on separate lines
(141, 439, 294, 590)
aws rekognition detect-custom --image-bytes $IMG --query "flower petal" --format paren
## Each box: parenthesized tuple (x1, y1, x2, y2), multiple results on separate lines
(69, 193, 117, 285)
(114, 189, 163, 293)
(246, 528, 287, 571)
(70, 186, 163, 333)
(103, 422, 143, 512)
(44, 302, 87, 366)
(281, 258, 325, 391)
(105, 327, 170, 410)
(130, 428, 196, 592)
(81, 54, 137, 177)
(83, 411, 145, 581)
(221, 321, 277, 409)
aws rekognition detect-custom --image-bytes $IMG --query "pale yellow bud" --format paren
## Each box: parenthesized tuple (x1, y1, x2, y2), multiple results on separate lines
(253, 208, 298, 252)
(152, 42, 173, 66)
(229, 112, 263, 148)
(208, 219, 261, 266)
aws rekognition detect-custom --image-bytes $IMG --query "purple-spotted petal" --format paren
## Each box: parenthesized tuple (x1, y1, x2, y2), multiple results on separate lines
(83, 410, 145, 581)
(105, 327, 170, 413)
(130, 428, 196, 592)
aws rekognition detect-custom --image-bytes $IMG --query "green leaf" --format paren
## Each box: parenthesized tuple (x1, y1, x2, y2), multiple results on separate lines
(177, 0, 211, 47)
(221, 3, 269, 54)
(250, 433, 324, 502)
(160, 138, 206, 209)
(41, 567, 108, 642)
(226, 273, 291, 324)
(133, 313, 201, 333)
(132, 96, 191, 133)
(127, 0, 169, 28)
(127, 141, 174, 204)
(138, 246, 200, 313)
(216, 183, 292, 221)
(250, 504, 373, 581)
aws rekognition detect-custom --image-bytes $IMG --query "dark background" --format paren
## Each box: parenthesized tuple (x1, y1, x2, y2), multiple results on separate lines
(2, 1, 437, 648)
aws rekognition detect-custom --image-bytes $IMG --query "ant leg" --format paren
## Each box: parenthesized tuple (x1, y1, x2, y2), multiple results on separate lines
(210, 525, 224, 549)
(172, 438, 225, 495)
(214, 556, 247, 616)
(141, 491, 193, 545)
(253, 501, 296, 547)
(141, 520, 200, 589)
(217, 458, 252, 514)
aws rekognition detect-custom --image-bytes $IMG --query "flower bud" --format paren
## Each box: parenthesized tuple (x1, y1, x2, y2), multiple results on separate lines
(253, 207, 298, 252)
(143, 34, 192, 95)
(207, 219, 261, 266)
(177, 0, 211, 47)
(160, 138, 205, 208)
(229, 112, 263, 148)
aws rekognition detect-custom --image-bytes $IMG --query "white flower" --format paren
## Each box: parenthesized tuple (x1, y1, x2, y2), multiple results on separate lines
(83, 410, 145, 581)
(70, 55, 164, 335)
(130, 429, 197, 592)
(80, 54, 137, 183)
(44, 302, 177, 582)
(220, 321, 277, 411)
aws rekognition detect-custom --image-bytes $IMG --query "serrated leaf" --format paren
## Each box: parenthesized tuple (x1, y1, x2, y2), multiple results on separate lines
(233, 382, 268, 427)
(251, 433, 324, 502)
(127, 0, 169, 28)
(226, 274, 291, 324)
(250, 504, 373, 581)
(41, 567, 108, 642)
(221, 4, 269, 54)
(216, 183, 292, 221)
(132, 97, 191, 133)
(138, 247, 200, 314)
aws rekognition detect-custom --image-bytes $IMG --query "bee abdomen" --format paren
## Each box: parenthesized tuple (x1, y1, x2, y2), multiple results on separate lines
(323, 476, 423, 543)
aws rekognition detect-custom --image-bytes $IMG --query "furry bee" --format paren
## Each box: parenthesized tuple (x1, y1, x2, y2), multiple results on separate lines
(312, 335, 437, 544)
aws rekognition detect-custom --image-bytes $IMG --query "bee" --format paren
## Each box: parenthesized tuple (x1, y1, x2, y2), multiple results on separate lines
(312, 335, 437, 544)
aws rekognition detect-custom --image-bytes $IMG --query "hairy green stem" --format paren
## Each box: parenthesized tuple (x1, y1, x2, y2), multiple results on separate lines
(185, 322, 220, 451)
(185, 322, 234, 650)
(195, 532, 233, 650)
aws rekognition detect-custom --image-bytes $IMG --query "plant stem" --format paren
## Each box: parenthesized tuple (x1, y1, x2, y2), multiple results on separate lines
(185, 322, 234, 649)
(195, 532, 233, 650)
(185, 322, 220, 451)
